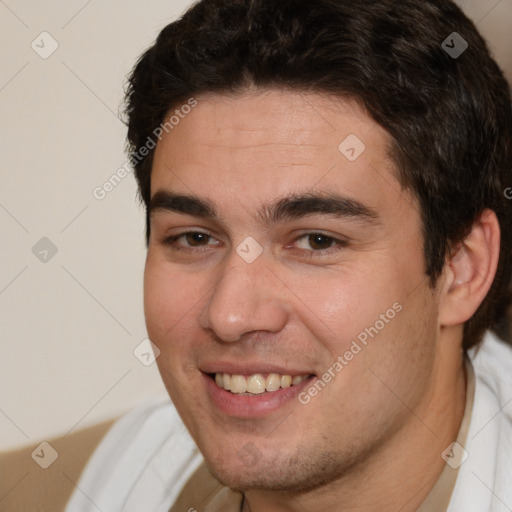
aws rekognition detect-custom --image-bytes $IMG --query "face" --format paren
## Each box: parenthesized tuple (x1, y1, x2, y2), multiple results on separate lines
(144, 89, 442, 492)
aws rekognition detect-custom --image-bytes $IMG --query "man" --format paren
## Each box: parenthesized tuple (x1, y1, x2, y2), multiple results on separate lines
(65, 0, 512, 510)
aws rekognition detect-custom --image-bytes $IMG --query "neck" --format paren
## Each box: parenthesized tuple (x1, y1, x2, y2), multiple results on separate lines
(242, 331, 467, 512)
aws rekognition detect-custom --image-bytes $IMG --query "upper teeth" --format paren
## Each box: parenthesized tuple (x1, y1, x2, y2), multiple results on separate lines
(214, 373, 309, 394)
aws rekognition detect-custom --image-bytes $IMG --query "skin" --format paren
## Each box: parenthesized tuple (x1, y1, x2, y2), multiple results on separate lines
(144, 89, 500, 511)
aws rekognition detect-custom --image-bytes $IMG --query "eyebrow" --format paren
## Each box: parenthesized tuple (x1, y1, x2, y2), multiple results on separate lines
(148, 190, 379, 226)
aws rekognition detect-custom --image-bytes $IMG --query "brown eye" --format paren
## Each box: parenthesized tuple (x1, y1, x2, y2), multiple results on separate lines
(307, 234, 336, 250)
(292, 232, 348, 257)
(161, 231, 220, 251)
(184, 232, 211, 246)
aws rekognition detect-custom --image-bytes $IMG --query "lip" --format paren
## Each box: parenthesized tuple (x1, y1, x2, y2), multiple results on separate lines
(202, 371, 316, 418)
(200, 362, 313, 377)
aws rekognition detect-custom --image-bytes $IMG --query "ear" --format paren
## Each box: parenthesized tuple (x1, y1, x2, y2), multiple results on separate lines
(438, 209, 501, 327)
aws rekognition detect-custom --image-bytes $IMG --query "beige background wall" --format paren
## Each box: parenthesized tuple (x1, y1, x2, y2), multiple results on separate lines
(1, 0, 511, 451)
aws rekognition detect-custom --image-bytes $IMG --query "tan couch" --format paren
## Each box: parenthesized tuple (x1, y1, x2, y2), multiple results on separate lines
(0, 417, 118, 512)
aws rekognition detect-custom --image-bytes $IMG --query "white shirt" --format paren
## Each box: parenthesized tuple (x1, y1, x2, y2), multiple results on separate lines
(65, 331, 512, 512)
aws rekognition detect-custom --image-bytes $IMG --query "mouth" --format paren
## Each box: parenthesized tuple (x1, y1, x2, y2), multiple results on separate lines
(202, 370, 317, 418)
(210, 372, 312, 395)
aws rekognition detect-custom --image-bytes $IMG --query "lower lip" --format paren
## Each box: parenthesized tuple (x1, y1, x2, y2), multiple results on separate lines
(203, 373, 316, 418)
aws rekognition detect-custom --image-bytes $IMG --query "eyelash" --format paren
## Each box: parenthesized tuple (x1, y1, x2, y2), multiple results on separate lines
(161, 231, 348, 257)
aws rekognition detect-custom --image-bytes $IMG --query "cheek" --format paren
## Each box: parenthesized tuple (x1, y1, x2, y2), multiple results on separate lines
(301, 258, 432, 384)
(143, 257, 198, 348)
(291, 263, 400, 347)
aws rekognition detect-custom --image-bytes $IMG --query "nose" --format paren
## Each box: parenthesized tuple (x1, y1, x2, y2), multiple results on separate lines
(198, 251, 289, 342)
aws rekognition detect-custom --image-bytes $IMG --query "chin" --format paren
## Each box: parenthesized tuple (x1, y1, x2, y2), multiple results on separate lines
(202, 448, 356, 494)
(205, 463, 294, 492)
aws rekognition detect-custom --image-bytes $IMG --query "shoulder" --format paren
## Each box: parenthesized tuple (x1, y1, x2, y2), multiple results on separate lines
(451, 331, 512, 510)
(467, 330, 512, 443)
(469, 330, 512, 406)
(64, 392, 203, 512)
(0, 417, 117, 512)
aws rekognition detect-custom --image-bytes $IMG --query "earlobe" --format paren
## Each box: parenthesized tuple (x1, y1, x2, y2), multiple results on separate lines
(439, 209, 501, 327)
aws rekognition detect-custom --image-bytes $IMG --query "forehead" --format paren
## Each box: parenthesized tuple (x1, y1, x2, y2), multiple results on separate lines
(154, 89, 383, 160)
(150, 89, 415, 221)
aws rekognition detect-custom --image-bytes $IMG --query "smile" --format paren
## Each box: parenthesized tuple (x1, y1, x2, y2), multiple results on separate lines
(213, 373, 310, 395)
(203, 371, 316, 418)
